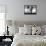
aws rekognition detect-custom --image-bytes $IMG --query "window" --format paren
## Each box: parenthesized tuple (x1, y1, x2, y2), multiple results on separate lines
(0, 5, 5, 36)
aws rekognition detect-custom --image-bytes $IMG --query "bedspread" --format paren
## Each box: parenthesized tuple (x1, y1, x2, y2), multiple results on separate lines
(11, 33, 46, 46)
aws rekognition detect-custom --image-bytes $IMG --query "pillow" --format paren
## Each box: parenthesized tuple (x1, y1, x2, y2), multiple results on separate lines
(32, 26, 41, 35)
(24, 27, 32, 35)
(42, 25, 46, 35)
(40, 25, 45, 35)
(19, 27, 25, 34)
(24, 24, 32, 35)
(24, 24, 32, 28)
(19, 27, 32, 35)
(8, 26, 19, 36)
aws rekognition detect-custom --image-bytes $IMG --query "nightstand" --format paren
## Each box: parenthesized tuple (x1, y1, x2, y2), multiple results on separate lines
(0, 36, 13, 46)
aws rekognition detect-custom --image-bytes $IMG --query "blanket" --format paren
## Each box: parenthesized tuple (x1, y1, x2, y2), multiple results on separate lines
(11, 33, 46, 46)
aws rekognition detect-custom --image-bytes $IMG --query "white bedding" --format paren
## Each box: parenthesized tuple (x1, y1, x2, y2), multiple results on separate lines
(11, 33, 46, 46)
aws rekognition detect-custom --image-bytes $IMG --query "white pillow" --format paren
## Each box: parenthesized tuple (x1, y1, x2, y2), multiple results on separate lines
(19, 27, 25, 34)
(32, 26, 41, 35)
(19, 27, 32, 35)
(42, 25, 46, 33)
(39, 25, 46, 35)
(24, 27, 32, 35)
(8, 26, 19, 36)
(24, 24, 32, 35)
(41, 25, 45, 35)
(24, 24, 32, 28)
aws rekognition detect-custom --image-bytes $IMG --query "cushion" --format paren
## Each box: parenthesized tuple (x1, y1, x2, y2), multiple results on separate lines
(19, 27, 32, 35)
(42, 25, 46, 33)
(32, 26, 41, 35)
(24, 24, 32, 29)
(42, 25, 46, 35)
(24, 24, 32, 34)
(19, 27, 25, 34)
(8, 26, 19, 36)
(24, 27, 32, 35)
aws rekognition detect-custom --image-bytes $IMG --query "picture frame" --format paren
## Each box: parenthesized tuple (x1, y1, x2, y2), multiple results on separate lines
(24, 5, 37, 15)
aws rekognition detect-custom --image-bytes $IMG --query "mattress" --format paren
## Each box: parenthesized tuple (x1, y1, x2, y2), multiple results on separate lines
(11, 33, 46, 46)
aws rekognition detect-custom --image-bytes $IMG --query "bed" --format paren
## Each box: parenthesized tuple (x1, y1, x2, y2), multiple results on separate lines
(11, 33, 46, 46)
(11, 21, 46, 46)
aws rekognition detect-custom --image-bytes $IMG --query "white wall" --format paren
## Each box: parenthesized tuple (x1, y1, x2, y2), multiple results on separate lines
(0, 0, 46, 22)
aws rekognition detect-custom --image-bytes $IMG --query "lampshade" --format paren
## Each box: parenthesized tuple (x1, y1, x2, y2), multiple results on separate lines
(6, 20, 12, 26)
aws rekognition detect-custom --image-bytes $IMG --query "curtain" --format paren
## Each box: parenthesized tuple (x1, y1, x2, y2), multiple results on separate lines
(0, 5, 5, 36)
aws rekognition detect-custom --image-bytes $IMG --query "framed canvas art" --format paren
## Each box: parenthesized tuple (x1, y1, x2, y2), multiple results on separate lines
(24, 5, 37, 15)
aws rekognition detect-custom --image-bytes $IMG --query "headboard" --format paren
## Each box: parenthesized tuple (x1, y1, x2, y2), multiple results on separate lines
(13, 21, 46, 27)
(6, 20, 46, 27)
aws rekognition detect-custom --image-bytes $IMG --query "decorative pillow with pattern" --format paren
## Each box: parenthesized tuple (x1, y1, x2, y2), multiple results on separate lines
(32, 26, 41, 35)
